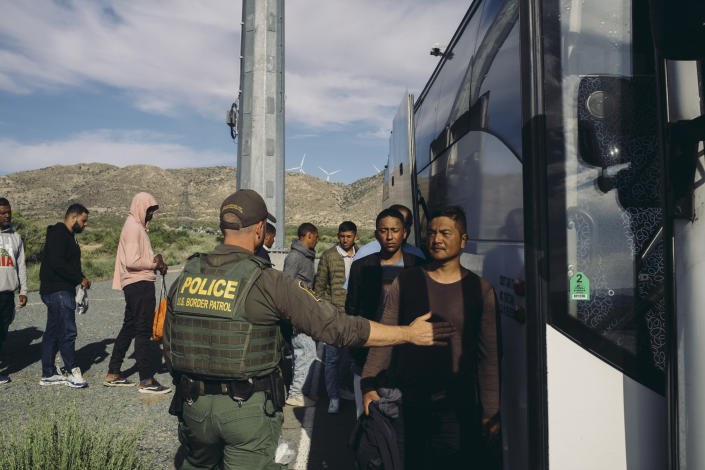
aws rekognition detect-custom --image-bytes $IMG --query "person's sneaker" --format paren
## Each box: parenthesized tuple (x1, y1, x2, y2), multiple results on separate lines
(65, 367, 88, 388)
(103, 373, 135, 387)
(39, 374, 68, 386)
(285, 394, 316, 407)
(328, 398, 340, 414)
(338, 388, 355, 401)
(0, 375, 10, 385)
(138, 378, 172, 395)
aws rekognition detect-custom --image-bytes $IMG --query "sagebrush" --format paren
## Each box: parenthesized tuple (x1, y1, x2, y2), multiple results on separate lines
(0, 405, 152, 470)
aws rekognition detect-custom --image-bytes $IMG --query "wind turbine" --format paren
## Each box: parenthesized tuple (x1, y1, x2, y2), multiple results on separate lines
(287, 154, 306, 174)
(319, 166, 341, 182)
(372, 164, 381, 173)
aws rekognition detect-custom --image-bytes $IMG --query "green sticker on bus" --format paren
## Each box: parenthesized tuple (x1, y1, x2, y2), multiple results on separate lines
(570, 272, 590, 301)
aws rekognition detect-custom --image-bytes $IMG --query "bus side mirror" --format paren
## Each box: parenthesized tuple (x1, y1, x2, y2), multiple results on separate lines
(577, 76, 639, 169)
(649, 0, 705, 60)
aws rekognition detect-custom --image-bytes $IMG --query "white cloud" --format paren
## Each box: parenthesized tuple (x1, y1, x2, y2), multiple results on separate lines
(0, 0, 466, 130)
(357, 127, 392, 140)
(0, 130, 234, 174)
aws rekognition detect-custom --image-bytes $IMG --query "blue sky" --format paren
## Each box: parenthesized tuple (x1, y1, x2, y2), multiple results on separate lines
(0, 0, 468, 184)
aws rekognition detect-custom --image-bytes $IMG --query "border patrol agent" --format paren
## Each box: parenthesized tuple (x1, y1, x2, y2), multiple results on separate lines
(163, 189, 455, 470)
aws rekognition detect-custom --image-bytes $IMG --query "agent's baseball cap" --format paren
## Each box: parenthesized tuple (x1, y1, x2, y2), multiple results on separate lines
(220, 189, 276, 230)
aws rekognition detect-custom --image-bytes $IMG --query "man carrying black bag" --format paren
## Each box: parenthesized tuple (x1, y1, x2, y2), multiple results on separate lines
(162, 189, 456, 470)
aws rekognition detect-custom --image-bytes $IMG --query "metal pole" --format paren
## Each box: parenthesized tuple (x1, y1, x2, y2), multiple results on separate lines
(236, 0, 285, 250)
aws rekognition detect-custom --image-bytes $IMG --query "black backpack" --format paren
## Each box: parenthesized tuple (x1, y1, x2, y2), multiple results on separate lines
(348, 403, 403, 470)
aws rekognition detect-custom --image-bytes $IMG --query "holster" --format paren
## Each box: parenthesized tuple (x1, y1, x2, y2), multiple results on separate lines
(178, 375, 202, 405)
(267, 372, 286, 413)
(168, 391, 183, 418)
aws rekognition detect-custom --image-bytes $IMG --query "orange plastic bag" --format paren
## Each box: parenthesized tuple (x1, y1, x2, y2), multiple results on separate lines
(152, 274, 167, 341)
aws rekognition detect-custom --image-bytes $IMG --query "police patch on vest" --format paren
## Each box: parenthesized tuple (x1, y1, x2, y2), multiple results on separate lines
(173, 275, 239, 317)
(297, 281, 321, 302)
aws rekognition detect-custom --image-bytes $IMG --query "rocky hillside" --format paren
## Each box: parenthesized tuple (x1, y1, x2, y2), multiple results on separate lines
(0, 164, 383, 229)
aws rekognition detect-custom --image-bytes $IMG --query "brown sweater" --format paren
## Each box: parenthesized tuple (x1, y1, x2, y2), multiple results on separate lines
(362, 269, 499, 418)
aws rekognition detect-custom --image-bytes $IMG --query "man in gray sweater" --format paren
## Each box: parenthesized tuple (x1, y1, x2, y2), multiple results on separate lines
(283, 222, 318, 406)
(0, 198, 27, 385)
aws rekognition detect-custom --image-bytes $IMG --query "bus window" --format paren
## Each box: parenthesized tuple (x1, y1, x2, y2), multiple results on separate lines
(414, 82, 440, 170)
(543, 0, 666, 388)
(472, 0, 521, 157)
(437, 8, 482, 143)
(414, 1, 484, 170)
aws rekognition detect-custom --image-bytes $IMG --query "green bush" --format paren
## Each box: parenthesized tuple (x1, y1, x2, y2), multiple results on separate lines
(0, 405, 152, 470)
(11, 211, 46, 264)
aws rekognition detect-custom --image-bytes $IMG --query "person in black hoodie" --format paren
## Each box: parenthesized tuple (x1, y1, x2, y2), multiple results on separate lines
(38, 203, 91, 388)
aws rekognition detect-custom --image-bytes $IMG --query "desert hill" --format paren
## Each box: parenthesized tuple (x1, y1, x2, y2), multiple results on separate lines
(0, 164, 383, 229)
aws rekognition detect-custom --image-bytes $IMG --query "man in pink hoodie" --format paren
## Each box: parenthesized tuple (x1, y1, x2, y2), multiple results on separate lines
(105, 192, 170, 394)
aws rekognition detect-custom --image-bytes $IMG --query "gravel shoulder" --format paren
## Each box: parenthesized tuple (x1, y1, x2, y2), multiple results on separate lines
(0, 271, 183, 468)
(0, 255, 358, 469)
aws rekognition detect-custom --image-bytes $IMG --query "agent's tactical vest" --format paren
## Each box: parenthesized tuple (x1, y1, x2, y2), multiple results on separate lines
(166, 254, 282, 380)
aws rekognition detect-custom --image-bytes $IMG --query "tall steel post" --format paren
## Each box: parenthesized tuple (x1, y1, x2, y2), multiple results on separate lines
(236, 0, 285, 250)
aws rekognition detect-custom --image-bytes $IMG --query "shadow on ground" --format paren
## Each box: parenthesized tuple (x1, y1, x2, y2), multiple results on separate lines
(298, 399, 357, 470)
(1, 326, 43, 374)
(76, 338, 115, 373)
(121, 341, 169, 380)
(0, 328, 119, 376)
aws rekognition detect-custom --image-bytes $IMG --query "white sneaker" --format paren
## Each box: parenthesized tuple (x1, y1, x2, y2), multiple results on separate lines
(39, 374, 68, 386)
(285, 394, 316, 407)
(327, 398, 340, 414)
(65, 367, 87, 388)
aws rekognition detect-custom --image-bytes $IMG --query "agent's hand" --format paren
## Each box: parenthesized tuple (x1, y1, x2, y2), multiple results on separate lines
(81, 278, 91, 289)
(363, 390, 380, 416)
(407, 312, 455, 346)
(18, 295, 27, 308)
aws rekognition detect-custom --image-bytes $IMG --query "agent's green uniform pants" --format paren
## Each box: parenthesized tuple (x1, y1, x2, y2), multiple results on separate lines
(178, 391, 285, 470)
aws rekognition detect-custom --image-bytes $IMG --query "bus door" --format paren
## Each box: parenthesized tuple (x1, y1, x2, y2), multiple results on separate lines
(532, 0, 669, 468)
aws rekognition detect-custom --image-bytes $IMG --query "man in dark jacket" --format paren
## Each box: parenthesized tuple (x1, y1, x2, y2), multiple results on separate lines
(362, 206, 500, 469)
(346, 208, 423, 416)
(255, 222, 275, 263)
(39, 203, 91, 388)
(283, 222, 318, 406)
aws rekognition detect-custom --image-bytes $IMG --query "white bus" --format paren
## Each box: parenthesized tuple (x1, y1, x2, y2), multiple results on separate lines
(383, 0, 705, 468)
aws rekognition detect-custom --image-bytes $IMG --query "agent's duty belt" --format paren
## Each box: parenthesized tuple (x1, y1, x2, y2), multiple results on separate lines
(170, 371, 286, 418)
(196, 376, 272, 396)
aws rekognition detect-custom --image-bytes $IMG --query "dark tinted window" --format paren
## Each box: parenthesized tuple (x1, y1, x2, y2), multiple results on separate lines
(418, 131, 522, 244)
(414, 3, 482, 169)
(542, 0, 665, 390)
(473, 2, 521, 156)
(436, 12, 482, 141)
(414, 83, 440, 170)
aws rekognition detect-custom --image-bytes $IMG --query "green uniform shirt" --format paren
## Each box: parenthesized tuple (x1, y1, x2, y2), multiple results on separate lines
(164, 244, 370, 377)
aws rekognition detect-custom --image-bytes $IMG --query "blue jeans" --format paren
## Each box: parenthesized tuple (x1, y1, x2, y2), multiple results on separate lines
(323, 344, 340, 400)
(40, 290, 77, 377)
(290, 333, 316, 397)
